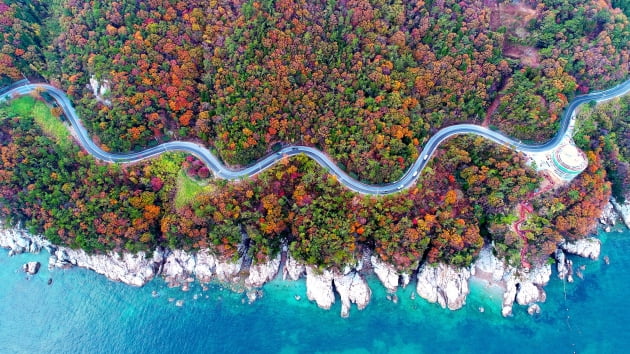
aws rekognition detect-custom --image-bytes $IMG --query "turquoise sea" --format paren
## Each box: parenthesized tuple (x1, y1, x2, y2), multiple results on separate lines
(1, 227, 628, 354)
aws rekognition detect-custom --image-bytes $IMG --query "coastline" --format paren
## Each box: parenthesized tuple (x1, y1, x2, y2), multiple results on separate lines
(2, 197, 626, 318)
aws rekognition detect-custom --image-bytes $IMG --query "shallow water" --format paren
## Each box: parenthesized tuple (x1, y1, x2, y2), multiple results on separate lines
(1, 227, 629, 354)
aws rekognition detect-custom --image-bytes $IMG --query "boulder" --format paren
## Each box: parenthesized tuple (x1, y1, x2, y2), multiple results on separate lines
(371, 255, 399, 293)
(333, 271, 371, 318)
(22, 261, 41, 275)
(560, 237, 601, 260)
(416, 263, 470, 310)
(246, 254, 281, 288)
(527, 304, 541, 315)
(305, 266, 335, 310)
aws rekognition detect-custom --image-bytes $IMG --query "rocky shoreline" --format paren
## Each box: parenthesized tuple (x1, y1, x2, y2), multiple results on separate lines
(1, 199, 625, 317)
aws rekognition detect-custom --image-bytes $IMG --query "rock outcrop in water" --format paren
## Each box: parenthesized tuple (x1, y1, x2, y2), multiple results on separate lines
(560, 237, 601, 260)
(611, 199, 630, 229)
(554, 249, 573, 282)
(371, 255, 400, 293)
(333, 271, 371, 318)
(599, 202, 617, 231)
(23, 261, 41, 275)
(305, 266, 335, 310)
(416, 263, 470, 310)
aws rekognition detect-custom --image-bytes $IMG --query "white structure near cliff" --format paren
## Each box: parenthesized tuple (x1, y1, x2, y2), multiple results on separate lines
(526, 137, 587, 182)
(550, 143, 588, 180)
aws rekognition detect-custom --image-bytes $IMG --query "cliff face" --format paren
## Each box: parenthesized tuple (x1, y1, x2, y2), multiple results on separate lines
(416, 263, 470, 311)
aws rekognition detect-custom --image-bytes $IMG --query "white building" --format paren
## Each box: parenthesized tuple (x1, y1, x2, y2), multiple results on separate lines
(550, 142, 588, 181)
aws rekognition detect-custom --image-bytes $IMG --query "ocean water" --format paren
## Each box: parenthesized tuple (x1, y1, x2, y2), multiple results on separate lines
(1, 228, 629, 354)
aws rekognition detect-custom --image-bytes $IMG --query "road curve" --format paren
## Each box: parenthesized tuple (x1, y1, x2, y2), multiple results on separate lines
(1, 79, 630, 195)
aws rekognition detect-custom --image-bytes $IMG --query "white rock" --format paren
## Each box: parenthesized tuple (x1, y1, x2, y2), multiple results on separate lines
(333, 271, 371, 318)
(0, 222, 51, 256)
(305, 266, 335, 310)
(527, 303, 541, 315)
(371, 255, 399, 293)
(51, 247, 165, 287)
(416, 263, 470, 310)
(472, 245, 551, 316)
(400, 273, 411, 288)
(611, 199, 630, 229)
(473, 246, 506, 282)
(515, 281, 545, 306)
(283, 254, 305, 281)
(554, 249, 569, 280)
(599, 202, 617, 227)
(214, 257, 243, 283)
(194, 249, 216, 283)
(162, 249, 196, 287)
(246, 254, 281, 288)
(560, 237, 601, 260)
(22, 261, 41, 275)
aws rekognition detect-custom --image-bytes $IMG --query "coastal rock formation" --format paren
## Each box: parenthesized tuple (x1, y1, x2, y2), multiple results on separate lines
(49, 247, 165, 287)
(163, 250, 196, 287)
(194, 249, 216, 283)
(599, 202, 617, 229)
(283, 254, 306, 281)
(246, 254, 281, 288)
(554, 249, 572, 281)
(504, 264, 551, 315)
(333, 271, 371, 318)
(560, 237, 601, 260)
(472, 246, 506, 282)
(472, 246, 550, 317)
(527, 304, 541, 315)
(611, 199, 630, 229)
(305, 266, 335, 310)
(23, 261, 41, 275)
(416, 263, 470, 310)
(371, 255, 400, 293)
(214, 256, 243, 283)
(0, 223, 51, 256)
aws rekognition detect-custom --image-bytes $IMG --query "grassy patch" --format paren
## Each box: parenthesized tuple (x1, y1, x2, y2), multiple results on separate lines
(8, 96, 70, 148)
(174, 170, 214, 209)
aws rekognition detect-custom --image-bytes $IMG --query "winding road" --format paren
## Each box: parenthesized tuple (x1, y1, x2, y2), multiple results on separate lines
(1, 79, 630, 195)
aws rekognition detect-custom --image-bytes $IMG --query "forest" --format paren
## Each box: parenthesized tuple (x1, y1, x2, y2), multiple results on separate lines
(1, 0, 629, 183)
(0, 0, 628, 272)
(0, 93, 614, 270)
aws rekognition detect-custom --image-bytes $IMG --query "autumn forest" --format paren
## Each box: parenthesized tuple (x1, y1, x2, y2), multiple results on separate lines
(0, 0, 628, 272)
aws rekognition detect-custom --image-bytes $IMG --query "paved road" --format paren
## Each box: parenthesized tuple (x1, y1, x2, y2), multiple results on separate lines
(2, 79, 630, 194)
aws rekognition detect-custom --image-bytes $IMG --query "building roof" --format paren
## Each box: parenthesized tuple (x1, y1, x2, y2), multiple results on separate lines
(553, 143, 587, 173)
